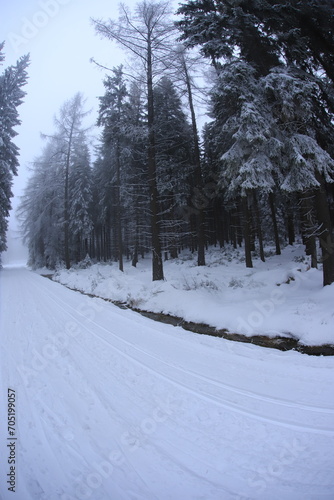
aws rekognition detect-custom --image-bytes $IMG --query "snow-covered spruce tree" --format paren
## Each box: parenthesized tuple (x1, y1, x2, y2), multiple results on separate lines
(202, 122, 231, 249)
(228, 0, 334, 94)
(177, 0, 334, 82)
(154, 76, 193, 259)
(177, 0, 281, 74)
(92, 79, 149, 265)
(68, 136, 93, 262)
(19, 94, 92, 269)
(18, 140, 65, 268)
(213, 62, 277, 196)
(208, 61, 278, 267)
(90, 150, 116, 262)
(47, 93, 91, 269)
(264, 66, 334, 285)
(0, 42, 29, 261)
(123, 81, 151, 266)
(92, 1, 177, 281)
(96, 66, 130, 271)
(208, 61, 334, 279)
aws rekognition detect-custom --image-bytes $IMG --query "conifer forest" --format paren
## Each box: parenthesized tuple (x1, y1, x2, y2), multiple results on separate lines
(1, 5, 334, 497)
(4, 0, 333, 286)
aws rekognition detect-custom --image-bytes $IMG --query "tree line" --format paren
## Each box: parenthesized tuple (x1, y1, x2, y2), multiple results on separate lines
(17, 0, 334, 286)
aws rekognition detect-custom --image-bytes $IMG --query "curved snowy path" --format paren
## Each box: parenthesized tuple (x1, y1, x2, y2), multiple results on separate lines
(1, 267, 334, 500)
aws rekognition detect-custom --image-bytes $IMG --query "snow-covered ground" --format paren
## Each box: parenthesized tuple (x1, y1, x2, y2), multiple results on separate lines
(53, 244, 334, 346)
(0, 265, 334, 500)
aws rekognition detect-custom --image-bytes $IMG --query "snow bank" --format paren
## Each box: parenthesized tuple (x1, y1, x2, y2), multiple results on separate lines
(52, 244, 334, 347)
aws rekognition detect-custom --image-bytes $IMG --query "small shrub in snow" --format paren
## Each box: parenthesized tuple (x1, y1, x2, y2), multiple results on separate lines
(181, 275, 193, 291)
(264, 248, 276, 258)
(182, 275, 219, 291)
(228, 277, 244, 288)
(176, 251, 195, 264)
(55, 260, 65, 272)
(126, 293, 143, 308)
(90, 278, 98, 291)
(201, 279, 219, 291)
(77, 254, 93, 269)
(293, 255, 306, 264)
(53, 261, 66, 279)
(90, 271, 104, 291)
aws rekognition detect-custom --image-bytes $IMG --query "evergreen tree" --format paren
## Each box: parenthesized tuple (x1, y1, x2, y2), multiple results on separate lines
(177, 0, 334, 79)
(69, 137, 93, 261)
(18, 140, 64, 268)
(96, 66, 129, 271)
(0, 42, 29, 259)
(207, 59, 334, 277)
(124, 81, 150, 266)
(207, 61, 275, 265)
(93, 78, 149, 265)
(177, 0, 280, 73)
(264, 66, 334, 284)
(211, 62, 277, 196)
(239, 0, 334, 85)
(154, 77, 193, 259)
(19, 94, 92, 269)
(90, 149, 110, 261)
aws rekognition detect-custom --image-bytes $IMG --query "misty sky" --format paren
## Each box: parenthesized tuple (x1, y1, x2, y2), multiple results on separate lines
(1, 0, 149, 264)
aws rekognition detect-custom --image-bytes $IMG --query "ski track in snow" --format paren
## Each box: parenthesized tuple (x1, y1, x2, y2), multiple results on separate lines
(1, 267, 334, 500)
(28, 276, 334, 433)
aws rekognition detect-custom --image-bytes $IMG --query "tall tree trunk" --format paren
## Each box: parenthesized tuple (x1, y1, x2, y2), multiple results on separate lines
(147, 33, 164, 281)
(102, 227, 106, 262)
(269, 192, 281, 255)
(242, 194, 253, 268)
(116, 140, 123, 272)
(196, 210, 206, 266)
(299, 191, 317, 268)
(64, 166, 70, 269)
(182, 56, 205, 266)
(314, 173, 334, 286)
(230, 208, 238, 249)
(132, 197, 140, 267)
(286, 201, 295, 246)
(253, 190, 265, 262)
(64, 124, 74, 270)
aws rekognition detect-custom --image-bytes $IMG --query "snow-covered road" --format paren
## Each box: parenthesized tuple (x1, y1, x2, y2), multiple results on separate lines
(1, 267, 334, 500)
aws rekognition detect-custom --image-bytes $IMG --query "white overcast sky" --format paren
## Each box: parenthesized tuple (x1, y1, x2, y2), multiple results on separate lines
(2, 0, 183, 264)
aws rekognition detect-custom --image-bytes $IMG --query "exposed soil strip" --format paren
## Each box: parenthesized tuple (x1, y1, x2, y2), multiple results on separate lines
(42, 275, 334, 356)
